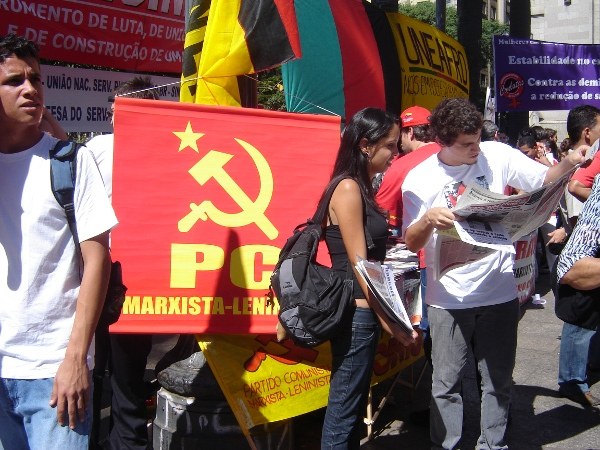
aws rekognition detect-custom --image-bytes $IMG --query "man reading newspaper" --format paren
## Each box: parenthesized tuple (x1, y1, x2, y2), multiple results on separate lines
(402, 98, 585, 450)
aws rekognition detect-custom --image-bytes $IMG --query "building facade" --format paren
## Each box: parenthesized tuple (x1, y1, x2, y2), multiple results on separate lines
(530, 0, 600, 139)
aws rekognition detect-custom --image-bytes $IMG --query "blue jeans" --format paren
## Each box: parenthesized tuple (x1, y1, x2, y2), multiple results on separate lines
(0, 377, 91, 450)
(419, 269, 432, 365)
(321, 307, 380, 450)
(428, 300, 518, 450)
(558, 322, 597, 393)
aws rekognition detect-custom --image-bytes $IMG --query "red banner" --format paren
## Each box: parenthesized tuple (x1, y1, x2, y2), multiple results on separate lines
(111, 98, 341, 333)
(1, 0, 184, 73)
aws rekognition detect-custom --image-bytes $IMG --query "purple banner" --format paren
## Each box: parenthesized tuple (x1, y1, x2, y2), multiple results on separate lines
(493, 36, 600, 112)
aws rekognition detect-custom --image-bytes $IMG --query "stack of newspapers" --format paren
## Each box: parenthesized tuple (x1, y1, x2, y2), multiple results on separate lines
(355, 256, 420, 336)
(384, 240, 419, 273)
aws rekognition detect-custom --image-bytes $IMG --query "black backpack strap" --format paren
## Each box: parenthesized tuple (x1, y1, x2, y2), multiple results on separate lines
(312, 180, 340, 226)
(50, 140, 82, 271)
(312, 177, 374, 249)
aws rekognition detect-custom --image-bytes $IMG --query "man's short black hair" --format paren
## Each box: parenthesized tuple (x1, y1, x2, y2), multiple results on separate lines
(567, 105, 600, 142)
(481, 120, 499, 142)
(113, 76, 159, 101)
(517, 128, 537, 149)
(407, 124, 433, 143)
(530, 125, 547, 141)
(0, 33, 39, 64)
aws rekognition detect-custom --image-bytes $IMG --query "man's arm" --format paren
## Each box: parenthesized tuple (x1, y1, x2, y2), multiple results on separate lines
(404, 207, 455, 253)
(560, 257, 600, 290)
(50, 231, 111, 429)
(568, 179, 592, 202)
(567, 149, 600, 202)
(543, 146, 586, 185)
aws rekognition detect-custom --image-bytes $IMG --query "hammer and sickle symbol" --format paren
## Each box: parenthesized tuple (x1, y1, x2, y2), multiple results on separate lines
(178, 138, 278, 240)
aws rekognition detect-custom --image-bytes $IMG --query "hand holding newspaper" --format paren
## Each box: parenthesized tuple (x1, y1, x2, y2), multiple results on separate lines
(451, 166, 576, 244)
(434, 165, 578, 279)
(448, 143, 591, 251)
(354, 256, 416, 336)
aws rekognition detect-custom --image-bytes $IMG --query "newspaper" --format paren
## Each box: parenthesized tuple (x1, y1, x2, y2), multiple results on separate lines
(434, 166, 577, 279)
(384, 241, 421, 324)
(384, 240, 419, 273)
(452, 220, 515, 252)
(434, 234, 495, 280)
(452, 167, 575, 243)
(354, 256, 414, 335)
(392, 269, 422, 325)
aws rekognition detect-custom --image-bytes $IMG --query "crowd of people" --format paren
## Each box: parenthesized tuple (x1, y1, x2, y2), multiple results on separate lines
(1, 32, 599, 450)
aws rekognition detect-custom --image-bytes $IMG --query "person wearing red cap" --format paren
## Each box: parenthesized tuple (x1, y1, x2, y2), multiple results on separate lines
(376, 105, 440, 230)
(375, 105, 441, 425)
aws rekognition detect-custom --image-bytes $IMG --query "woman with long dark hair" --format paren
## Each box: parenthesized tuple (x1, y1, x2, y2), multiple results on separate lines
(320, 108, 417, 449)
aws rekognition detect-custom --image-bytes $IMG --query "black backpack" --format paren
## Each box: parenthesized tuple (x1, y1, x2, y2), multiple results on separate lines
(269, 178, 371, 347)
(49, 140, 126, 327)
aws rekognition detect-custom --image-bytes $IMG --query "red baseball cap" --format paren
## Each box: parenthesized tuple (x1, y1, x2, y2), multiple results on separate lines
(400, 106, 431, 127)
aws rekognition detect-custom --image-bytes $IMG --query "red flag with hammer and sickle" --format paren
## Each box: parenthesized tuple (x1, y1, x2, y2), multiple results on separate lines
(110, 98, 341, 333)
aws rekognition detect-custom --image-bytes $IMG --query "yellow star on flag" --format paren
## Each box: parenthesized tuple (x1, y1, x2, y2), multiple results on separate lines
(173, 122, 204, 152)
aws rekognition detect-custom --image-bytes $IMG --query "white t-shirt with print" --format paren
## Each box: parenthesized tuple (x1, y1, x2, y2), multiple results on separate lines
(0, 133, 118, 379)
(402, 141, 548, 310)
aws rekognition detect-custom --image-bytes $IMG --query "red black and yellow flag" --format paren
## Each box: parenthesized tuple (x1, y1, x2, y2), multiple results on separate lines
(282, 0, 469, 121)
(181, 0, 301, 105)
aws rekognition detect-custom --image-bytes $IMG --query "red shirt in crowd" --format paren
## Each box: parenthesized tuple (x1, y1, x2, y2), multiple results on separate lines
(572, 150, 600, 188)
(376, 142, 441, 228)
(376, 142, 441, 269)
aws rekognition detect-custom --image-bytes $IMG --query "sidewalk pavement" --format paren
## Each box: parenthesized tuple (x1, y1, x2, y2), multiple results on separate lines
(343, 271, 600, 450)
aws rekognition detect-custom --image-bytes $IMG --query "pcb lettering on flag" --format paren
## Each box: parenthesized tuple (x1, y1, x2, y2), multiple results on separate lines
(109, 98, 341, 333)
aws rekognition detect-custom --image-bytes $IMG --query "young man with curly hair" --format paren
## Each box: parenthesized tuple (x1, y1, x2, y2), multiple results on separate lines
(402, 98, 585, 450)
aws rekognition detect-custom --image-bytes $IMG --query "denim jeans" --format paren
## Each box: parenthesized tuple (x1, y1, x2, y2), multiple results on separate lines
(321, 307, 380, 450)
(589, 329, 600, 370)
(418, 269, 432, 364)
(558, 322, 597, 393)
(428, 299, 518, 450)
(0, 376, 91, 450)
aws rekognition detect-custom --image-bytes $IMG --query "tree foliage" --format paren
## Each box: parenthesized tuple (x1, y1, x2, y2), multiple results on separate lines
(257, 69, 286, 111)
(481, 19, 509, 67)
(399, 2, 457, 38)
(398, 2, 437, 24)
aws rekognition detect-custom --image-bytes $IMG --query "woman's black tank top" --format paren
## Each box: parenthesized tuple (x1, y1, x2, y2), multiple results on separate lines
(324, 201, 389, 299)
